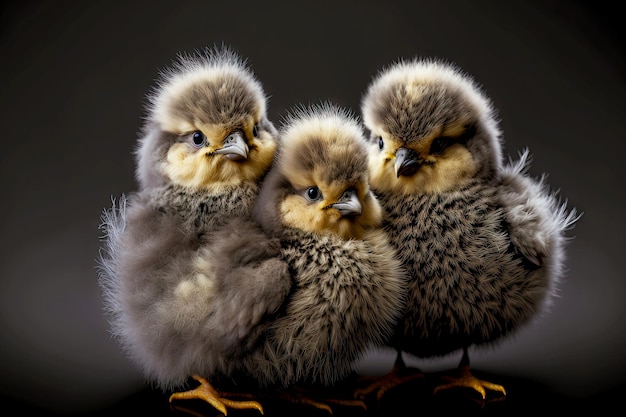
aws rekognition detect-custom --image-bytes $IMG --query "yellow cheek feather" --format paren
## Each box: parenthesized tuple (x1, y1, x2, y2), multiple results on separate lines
(162, 132, 277, 191)
(280, 191, 382, 241)
(247, 129, 278, 182)
(368, 143, 477, 195)
(367, 146, 397, 194)
(162, 143, 224, 190)
(421, 145, 477, 193)
(280, 195, 330, 236)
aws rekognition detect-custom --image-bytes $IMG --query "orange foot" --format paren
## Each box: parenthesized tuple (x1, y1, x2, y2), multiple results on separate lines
(433, 348, 506, 400)
(434, 371, 506, 399)
(354, 352, 425, 401)
(276, 384, 367, 414)
(169, 374, 264, 415)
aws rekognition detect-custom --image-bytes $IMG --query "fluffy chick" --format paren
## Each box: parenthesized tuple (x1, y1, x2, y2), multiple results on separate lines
(357, 57, 581, 401)
(134, 45, 278, 227)
(97, 45, 288, 414)
(251, 103, 406, 386)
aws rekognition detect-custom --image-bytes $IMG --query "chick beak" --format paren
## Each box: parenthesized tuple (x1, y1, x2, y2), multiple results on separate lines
(331, 189, 362, 217)
(394, 147, 420, 178)
(215, 131, 249, 161)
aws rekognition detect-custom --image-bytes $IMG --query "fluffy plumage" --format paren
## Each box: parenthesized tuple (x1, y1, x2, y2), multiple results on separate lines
(357, 57, 581, 400)
(247, 103, 406, 389)
(97, 45, 288, 414)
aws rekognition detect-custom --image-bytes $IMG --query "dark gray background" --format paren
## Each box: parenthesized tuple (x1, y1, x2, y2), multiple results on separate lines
(1, 0, 623, 414)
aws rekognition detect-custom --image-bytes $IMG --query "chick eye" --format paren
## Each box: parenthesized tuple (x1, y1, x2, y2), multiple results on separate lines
(429, 137, 448, 155)
(305, 186, 322, 202)
(252, 124, 259, 137)
(377, 136, 384, 150)
(191, 131, 206, 148)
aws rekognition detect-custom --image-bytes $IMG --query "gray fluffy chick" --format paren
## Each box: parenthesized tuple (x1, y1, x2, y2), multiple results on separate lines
(356, 57, 581, 401)
(233, 102, 406, 412)
(97, 45, 289, 415)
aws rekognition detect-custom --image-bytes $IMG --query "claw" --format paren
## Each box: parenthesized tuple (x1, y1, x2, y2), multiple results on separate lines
(169, 375, 264, 415)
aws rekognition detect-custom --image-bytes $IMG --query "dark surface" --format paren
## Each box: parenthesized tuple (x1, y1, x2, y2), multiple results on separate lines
(7, 370, 622, 416)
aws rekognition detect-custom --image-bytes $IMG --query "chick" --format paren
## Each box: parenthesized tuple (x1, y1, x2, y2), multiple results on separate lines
(249, 102, 406, 411)
(134, 45, 278, 227)
(97, 45, 288, 414)
(356, 57, 581, 401)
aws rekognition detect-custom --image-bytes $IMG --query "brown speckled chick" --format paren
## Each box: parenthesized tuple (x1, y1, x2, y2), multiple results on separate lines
(96, 45, 289, 414)
(356, 58, 581, 401)
(238, 102, 407, 412)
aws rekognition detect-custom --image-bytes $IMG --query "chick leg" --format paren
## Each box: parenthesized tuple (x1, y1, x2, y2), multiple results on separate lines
(169, 375, 264, 415)
(433, 347, 506, 399)
(354, 350, 425, 401)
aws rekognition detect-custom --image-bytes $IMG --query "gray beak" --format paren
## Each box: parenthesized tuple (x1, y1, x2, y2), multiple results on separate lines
(394, 147, 420, 177)
(215, 131, 249, 161)
(331, 189, 362, 217)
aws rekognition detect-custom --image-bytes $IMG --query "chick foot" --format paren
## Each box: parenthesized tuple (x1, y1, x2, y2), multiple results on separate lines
(169, 374, 264, 415)
(276, 384, 367, 414)
(354, 352, 425, 401)
(433, 348, 506, 399)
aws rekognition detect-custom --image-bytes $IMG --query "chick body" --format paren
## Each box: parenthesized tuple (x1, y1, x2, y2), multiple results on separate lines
(223, 103, 408, 411)
(359, 58, 580, 400)
(97, 46, 288, 414)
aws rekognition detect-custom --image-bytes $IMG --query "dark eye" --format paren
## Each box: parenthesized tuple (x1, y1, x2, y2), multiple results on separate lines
(377, 136, 384, 150)
(252, 124, 259, 137)
(191, 131, 206, 147)
(429, 137, 448, 155)
(305, 186, 322, 202)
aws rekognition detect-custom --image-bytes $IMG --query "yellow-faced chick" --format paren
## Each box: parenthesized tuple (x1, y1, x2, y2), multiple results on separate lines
(134, 44, 278, 230)
(255, 102, 383, 241)
(97, 45, 288, 415)
(356, 57, 581, 402)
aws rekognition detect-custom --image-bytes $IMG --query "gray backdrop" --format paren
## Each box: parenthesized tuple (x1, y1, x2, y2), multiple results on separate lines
(1, 0, 623, 414)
